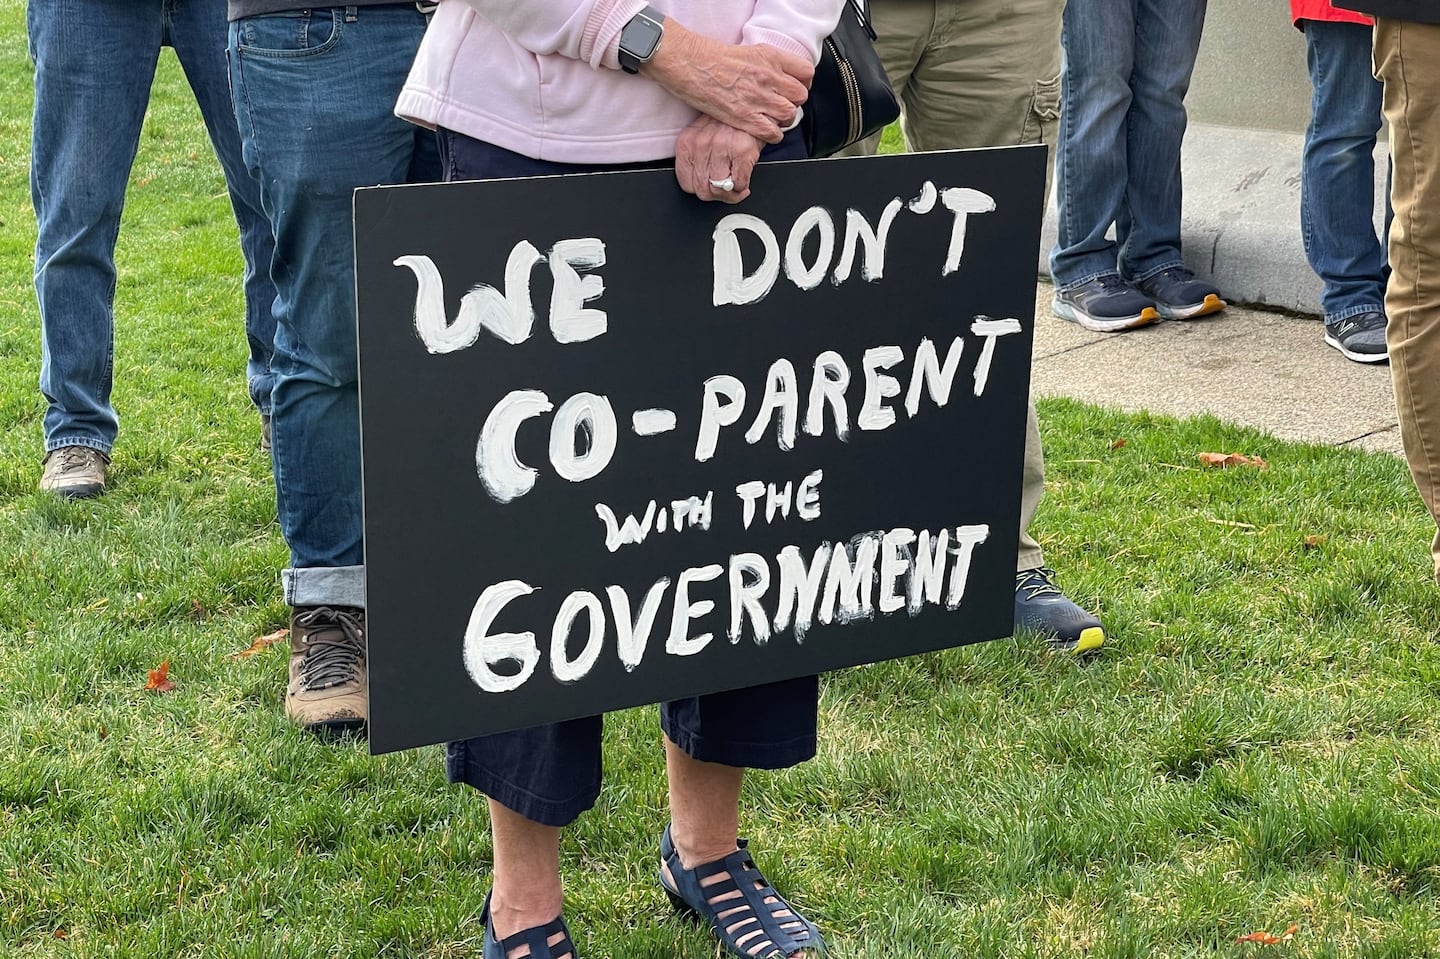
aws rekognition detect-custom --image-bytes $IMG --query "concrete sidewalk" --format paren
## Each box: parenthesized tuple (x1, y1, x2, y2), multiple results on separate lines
(1028, 284, 1403, 457)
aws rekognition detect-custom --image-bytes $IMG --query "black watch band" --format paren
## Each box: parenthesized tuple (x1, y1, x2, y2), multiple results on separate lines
(618, 5, 666, 74)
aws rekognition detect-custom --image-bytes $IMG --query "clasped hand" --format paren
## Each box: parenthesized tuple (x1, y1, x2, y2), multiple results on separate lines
(645, 25, 813, 204)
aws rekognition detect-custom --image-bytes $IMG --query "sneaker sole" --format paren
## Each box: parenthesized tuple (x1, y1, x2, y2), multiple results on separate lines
(1323, 333, 1389, 364)
(1052, 296, 1160, 333)
(1155, 293, 1226, 320)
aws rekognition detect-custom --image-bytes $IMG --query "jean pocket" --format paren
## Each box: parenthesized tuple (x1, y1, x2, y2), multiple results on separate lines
(1021, 71, 1062, 145)
(236, 9, 343, 58)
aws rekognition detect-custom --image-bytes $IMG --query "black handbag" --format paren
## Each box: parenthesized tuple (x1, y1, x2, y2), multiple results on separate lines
(800, 0, 901, 158)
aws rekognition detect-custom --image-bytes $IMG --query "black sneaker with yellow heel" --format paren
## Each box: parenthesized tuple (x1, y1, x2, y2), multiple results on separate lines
(1014, 567, 1105, 653)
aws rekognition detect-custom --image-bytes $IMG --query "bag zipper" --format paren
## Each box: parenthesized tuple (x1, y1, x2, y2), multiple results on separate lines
(826, 37, 864, 146)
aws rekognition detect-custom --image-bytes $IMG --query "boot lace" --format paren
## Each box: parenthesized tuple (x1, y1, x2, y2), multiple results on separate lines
(295, 607, 364, 691)
(51, 446, 100, 475)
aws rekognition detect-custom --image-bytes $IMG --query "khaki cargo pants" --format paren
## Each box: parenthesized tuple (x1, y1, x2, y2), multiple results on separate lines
(1374, 19, 1440, 583)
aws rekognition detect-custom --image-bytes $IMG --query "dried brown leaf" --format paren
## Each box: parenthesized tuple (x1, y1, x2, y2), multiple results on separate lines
(1110, 439, 1128, 451)
(145, 660, 175, 694)
(230, 628, 289, 660)
(1236, 924, 1299, 946)
(1198, 451, 1269, 469)
(1236, 931, 1282, 945)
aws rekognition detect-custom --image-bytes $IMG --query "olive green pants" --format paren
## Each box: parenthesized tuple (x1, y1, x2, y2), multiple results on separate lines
(843, 0, 1065, 572)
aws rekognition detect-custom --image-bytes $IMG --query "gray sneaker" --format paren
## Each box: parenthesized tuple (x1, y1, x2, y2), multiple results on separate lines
(1323, 311, 1388, 364)
(39, 446, 109, 499)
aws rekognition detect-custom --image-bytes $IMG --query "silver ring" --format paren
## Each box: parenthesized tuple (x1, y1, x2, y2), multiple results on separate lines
(709, 178, 735, 192)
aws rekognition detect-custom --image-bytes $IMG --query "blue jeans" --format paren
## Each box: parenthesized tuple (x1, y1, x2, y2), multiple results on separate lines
(228, 5, 440, 607)
(1301, 19, 1389, 325)
(1049, 0, 1208, 289)
(28, 0, 277, 456)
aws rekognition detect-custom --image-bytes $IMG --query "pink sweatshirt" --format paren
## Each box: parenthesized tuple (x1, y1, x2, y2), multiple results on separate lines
(396, 0, 845, 163)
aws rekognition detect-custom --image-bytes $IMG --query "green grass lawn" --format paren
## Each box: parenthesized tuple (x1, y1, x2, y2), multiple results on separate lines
(5, 6, 1440, 957)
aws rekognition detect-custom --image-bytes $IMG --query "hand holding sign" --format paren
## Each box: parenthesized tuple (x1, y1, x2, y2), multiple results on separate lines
(675, 115, 765, 203)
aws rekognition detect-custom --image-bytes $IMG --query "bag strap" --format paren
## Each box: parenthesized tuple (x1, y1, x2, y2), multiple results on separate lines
(849, 0, 878, 41)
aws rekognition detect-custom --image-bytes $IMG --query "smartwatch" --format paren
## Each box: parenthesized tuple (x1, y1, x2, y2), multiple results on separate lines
(618, 5, 666, 74)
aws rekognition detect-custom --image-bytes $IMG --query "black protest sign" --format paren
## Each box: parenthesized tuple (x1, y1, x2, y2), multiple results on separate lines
(354, 147, 1045, 754)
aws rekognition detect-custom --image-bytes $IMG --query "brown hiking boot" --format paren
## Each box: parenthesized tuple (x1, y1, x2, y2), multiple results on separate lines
(287, 606, 367, 735)
(40, 446, 109, 499)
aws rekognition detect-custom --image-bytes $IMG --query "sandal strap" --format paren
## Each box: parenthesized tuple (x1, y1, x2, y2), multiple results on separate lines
(661, 827, 824, 958)
(498, 916, 575, 958)
(481, 891, 578, 959)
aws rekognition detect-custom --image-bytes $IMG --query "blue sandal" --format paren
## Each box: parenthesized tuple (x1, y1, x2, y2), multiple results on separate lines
(659, 825, 826, 958)
(481, 890, 579, 959)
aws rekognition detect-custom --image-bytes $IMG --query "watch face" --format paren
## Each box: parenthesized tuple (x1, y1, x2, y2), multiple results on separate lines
(624, 16, 664, 60)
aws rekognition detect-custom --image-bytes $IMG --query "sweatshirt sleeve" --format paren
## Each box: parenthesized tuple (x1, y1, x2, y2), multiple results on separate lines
(741, 0, 848, 63)
(462, 0, 647, 69)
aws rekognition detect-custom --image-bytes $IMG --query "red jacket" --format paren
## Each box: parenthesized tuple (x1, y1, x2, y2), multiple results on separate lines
(1291, 0, 1370, 24)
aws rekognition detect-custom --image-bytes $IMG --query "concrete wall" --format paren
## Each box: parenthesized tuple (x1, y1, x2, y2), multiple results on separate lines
(1188, 0, 1312, 134)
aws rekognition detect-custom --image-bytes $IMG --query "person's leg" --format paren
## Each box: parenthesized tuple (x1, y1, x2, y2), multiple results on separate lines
(838, 0, 1099, 647)
(883, 0, 1100, 648)
(167, 0, 279, 431)
(664, 741, 743, 868)
(1115, 0, 1205, 281)
(28, 0, 163, 480)
(1015, 404, 1045, 574)
(1047, 0, 1161, 331)
(1049, 0, 1137, 289)
(900, 0, 1062, 168)
(1374, 18, 1440, 583)
(1116, 0, 1224, 320)
(1012, 404, 1104, 651)
(884, 40, 1100, 638)
(845, 0, 1064, 169)
(228, 5, 436, 730)
(445, 722, 597, 958)
(487, 803, 568, 957)
(437, 118, 819, 958)
(1300, 19, 1389, 362)
(659, 677, 821, 958)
